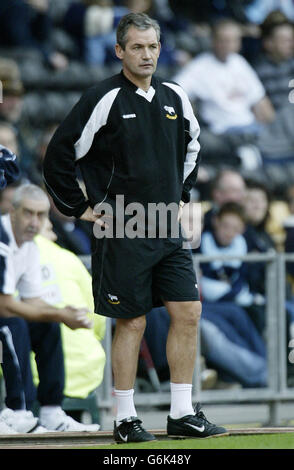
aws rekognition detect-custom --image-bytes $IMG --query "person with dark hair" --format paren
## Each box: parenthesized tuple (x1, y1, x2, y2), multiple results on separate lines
(202, 169, 247, 232)
(0, 150, 93, 434)
(254, 10, 294, 110)
(199, 202, 251, 304)
(43, 12, 227, 442)
(0, 183, 99, 434)
(195, 201, 267, 387)
(173, 18, 276, 175)
(252, 11, 294, 191)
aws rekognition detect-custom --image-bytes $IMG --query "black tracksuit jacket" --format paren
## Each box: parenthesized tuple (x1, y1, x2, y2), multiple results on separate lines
(43, 71, 201, 219)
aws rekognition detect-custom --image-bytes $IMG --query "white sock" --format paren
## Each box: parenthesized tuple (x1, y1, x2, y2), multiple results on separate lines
(114, 389, 137, 424)
(170, 383, 194, 419)
(39, 405, 62, 418)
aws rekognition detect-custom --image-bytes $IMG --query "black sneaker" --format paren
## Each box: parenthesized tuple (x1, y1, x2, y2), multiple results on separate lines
(113, 417, 156, 443)
(167, 403, 227, 438)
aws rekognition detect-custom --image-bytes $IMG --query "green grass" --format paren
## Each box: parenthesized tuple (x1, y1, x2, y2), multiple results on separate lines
(76, 433, 294, 450)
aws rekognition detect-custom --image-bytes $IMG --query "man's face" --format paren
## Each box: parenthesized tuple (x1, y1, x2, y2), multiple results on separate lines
(264, 25, 294, 62)
(214, 213, 245, 247)
(115, 26, 161, 83)
(213, 174, 246, 206)
(10, 197, 49, 245)
(0, 94, 23, 123)
(0, 126, 19, 155)
(243, 188, 268, 225)
(213, 25, 242, 61)
(0, 186, 15, 215)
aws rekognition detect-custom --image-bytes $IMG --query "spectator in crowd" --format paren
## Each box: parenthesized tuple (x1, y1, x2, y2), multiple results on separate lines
(198, 202, 266, 334)
(0, 149, 91, 434)
(63, 0, 186, 67)
(0, 181, 21, 217)
(243, 180, 277, 333)
(254, 11, 294, 110)
(174, 18, 275, 173)
(282, 185, 294, 349)
(243, 180, 276, 257)
(244, 0, 294, 24)
(144, 304, 267, 389)
(0, 59, 24, 127)
(0, 121, 31, 182)
(0, 183, 98, 433)
(63, 0, 128, 65)
(30, 218, 106, 418)
(198, 202, 252, 306)
(251, 11, 294, 192)
(200, 305, 267, 388)
(0, 0, 68, 70)
(0, 122, 19, 158)
(0, 58, 36, 177)
(202, 169, 247, 231)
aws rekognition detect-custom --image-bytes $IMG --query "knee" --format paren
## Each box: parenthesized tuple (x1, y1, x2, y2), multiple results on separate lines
(172, 301, 202, 329)
(117, 315, 146, 335)
(184, 301, 201, 324)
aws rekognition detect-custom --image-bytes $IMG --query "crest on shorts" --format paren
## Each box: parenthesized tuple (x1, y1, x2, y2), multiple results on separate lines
(108, 293, 120, 305)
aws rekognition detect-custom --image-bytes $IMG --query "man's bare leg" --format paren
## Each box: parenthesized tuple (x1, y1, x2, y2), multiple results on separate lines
(165, 300, 201, 418)
(112, 315, 146, 422)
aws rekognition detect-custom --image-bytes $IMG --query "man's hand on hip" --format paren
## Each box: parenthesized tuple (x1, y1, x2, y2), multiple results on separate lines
(80, 206, 111, 228)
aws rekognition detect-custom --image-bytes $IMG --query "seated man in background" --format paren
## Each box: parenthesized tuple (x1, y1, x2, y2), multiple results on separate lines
(253, 11, 294, 192)
(202, 169, 247, 232)
(254, 11, 294, 111)
(174, 18, 275, 173)
(198, 202, 266, 334)
(0, 183, 98, 433)
(143, 305, 267, 389)
(30, 218, 106, 417)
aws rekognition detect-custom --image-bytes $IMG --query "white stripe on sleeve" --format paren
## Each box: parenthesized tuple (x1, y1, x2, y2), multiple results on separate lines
(163, 82, 200, 182)
(74, 87, 121, 160)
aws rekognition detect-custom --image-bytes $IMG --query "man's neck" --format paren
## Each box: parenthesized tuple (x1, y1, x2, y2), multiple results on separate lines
(123, 69, 152, 92)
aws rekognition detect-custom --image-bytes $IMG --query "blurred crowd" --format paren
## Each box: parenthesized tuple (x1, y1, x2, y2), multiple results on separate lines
(0, 0, 294, 394)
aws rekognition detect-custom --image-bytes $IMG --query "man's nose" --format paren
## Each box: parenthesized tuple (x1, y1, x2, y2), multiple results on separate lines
(142, 47, 152, 59)
(30, 214, 39, 227)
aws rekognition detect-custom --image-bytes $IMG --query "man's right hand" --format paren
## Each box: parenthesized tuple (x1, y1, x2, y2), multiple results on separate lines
(80, 206, 110, 228)
(60, 306, 93, 330)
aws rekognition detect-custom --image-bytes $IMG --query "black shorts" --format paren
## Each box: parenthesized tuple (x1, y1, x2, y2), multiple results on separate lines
(91, 234, 199, 319)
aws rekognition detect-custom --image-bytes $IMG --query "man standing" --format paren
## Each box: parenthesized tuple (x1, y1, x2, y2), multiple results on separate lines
(43, 13, 227, 442)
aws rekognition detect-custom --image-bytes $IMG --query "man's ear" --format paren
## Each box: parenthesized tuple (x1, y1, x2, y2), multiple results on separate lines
(115, 43, 124, 60)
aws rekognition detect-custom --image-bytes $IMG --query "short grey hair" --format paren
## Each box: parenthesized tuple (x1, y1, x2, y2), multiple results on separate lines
(116, 13, 161, 49)
(12, 184, 50, 209)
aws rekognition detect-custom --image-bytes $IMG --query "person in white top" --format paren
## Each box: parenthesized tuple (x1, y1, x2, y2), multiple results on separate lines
(0, 186, 91, 330)
(0, 184, 99, 433)
(174, 18, 275, 135)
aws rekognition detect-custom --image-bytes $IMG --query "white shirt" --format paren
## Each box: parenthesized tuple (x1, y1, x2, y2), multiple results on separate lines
(0, 214, 44, 298)
(174, 52, 265, 134)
